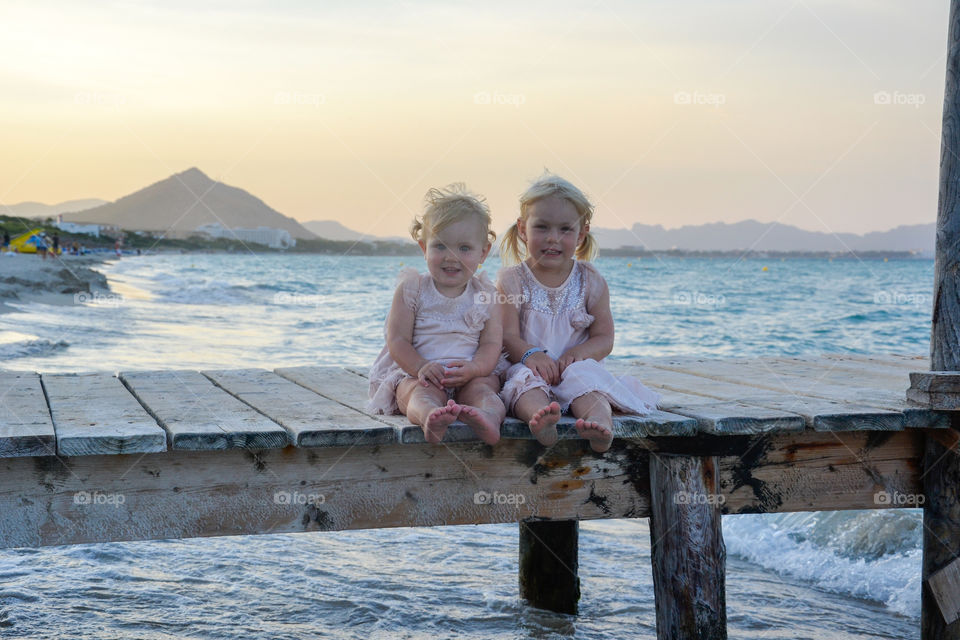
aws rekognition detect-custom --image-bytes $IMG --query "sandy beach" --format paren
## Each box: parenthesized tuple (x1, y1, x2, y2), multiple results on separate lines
(0, 252, 112, 312)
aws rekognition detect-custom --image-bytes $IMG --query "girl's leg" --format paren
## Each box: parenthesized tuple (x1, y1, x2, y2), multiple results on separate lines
(455, 375, 505, 445)
(396, 378, 459, 443)
(513, 388, 562, 447)
(569, 391, 614, 453)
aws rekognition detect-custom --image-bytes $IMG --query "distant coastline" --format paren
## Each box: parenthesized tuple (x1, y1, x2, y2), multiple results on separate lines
(0, 213, 931, 260)
(597, 248, 929, 259)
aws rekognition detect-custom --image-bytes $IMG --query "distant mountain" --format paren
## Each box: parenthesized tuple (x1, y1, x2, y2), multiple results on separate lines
(590, 220, 935, 253)
(2, 199, 107, 218)
(62, 168, 316, 239)
(302, 219, 411, 244)
(301, 218, 934, 253)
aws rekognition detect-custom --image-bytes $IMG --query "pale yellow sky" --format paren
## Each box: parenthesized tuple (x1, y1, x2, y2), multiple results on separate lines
(0, 1, 949, 236)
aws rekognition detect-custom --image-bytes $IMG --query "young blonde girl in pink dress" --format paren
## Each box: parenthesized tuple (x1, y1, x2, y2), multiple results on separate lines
(498, 174, 660, 452)
(367, 184, 507, 445)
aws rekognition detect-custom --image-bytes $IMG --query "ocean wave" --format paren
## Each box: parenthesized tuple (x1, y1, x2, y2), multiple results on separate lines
(151, 281, 291, 305)
(0, 338, 69, 360)
(724, 511, 921, 618)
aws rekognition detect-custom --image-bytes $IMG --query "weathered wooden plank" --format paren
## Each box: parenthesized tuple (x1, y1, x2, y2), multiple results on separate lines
(610, 365, 807, 435)
(701, 358, 947, 429)
(774, 355, 915, 385)
(709, 429, 923, 514)
(628, 362, 912, 431)
(312, 365, 698, 441)
(649, 454, 726, 639)
(0, 428, 924, 549)
(924, 420, 960, 640)
(120, 370, 289, 450)
(823, 353, 929, 372)
(929, 557, 960, 625)
(276, 366, 410, 428)
(660, 400, 805, 435)
(908, 388, 960, 410)
(42, 373, 166, 456)
(0, 371, 56, 457)
(475, 411, 698, 443)
(0, 438, 652, 549)
(647, 356, 907, 403)
(202, 368, 396, 447)
(911, 371, 960, 393)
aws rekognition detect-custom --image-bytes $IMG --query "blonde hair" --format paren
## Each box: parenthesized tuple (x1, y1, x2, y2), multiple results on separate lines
(500, 172, 598, 265)
(410, 183, 496, 245)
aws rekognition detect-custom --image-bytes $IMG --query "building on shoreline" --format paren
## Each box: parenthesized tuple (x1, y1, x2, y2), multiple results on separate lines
(194, 223, 296, 249)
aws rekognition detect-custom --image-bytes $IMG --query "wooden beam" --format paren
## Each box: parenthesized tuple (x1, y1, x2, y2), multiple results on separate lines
(0, 439, 651, 549)
(924, 423, 960, 638)
(0, 430, 924, 549)
(518, 520, 580, 614)
(925, 0, 960, 636)
(648, 453, 726, 639)
(929, 556, 960, 625)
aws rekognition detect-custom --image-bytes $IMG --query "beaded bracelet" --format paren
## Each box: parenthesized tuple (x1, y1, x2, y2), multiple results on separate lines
(520, 347, 547, 365)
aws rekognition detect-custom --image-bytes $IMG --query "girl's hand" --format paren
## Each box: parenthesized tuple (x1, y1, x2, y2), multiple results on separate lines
(525, 351, 559, 385)
(440, 360, 481, 388)
(417, 361, 446, 389)
(557, 350, 584, 375)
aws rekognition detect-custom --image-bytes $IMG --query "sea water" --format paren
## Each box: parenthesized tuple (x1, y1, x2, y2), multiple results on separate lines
(0, 254, 934, 638)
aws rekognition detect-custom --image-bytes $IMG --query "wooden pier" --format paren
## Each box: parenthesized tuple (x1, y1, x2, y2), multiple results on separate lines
(4, 0, 960, 636)
(0, 354, 949, 637)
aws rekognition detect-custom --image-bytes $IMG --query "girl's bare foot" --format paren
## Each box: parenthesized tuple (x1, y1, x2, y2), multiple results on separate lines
(529, 402, 562, 446)
(575, 418, 613, 453)
(457, 404, 500, 445)
(423, 400, 460, 443)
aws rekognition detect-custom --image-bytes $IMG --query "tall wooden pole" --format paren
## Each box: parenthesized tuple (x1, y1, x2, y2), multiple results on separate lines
(933, 0, 960, 374)
(923, 1, 960, 637)
(649, 454, 726, 639)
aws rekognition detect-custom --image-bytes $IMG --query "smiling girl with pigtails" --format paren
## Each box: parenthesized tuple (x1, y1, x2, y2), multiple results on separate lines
(497, 173, 660, 452)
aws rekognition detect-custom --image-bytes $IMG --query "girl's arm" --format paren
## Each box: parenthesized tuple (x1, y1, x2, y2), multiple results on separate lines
(500, 284, 559, 385)
(385, 285, 444, 389)
(557, 280, 614, 372)
(442, 303, 503, 387)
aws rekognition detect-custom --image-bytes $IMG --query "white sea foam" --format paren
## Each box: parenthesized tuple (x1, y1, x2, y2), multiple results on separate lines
(724, 511, 921, 618)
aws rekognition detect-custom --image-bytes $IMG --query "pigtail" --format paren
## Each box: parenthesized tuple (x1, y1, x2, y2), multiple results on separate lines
(519, 171, 598, 262)
(499, 222, 526, 266)
(576, 232, 599, 262)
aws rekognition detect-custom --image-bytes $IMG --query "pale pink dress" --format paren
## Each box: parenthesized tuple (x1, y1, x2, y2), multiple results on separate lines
(498, 260, 661, 414)
(367, 268, 509, 415)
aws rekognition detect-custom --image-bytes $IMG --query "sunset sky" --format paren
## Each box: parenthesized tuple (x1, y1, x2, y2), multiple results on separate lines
(0, 1, 950, 237)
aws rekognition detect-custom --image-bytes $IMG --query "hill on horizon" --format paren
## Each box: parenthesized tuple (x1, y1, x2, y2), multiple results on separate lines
(2, 199, 107, 218)
(62, 168, 316, 240)
(590, 220, 935, 253)
(301, 219, 411, 244)
(313, 218, 935, 253)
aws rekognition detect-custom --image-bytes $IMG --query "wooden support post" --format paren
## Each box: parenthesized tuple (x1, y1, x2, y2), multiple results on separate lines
(924, 1, 960, 637)
(924, 418, 960, 637)
(649, 454, 726, 640)
(518, 519, 580, 615)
